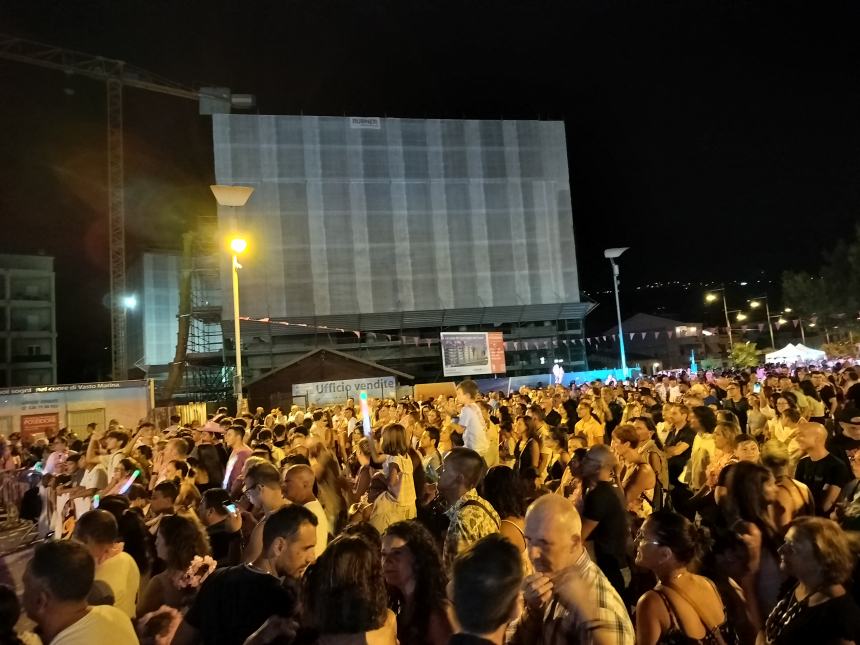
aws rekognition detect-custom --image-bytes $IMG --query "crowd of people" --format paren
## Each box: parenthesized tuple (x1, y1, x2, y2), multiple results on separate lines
(3, 362, 860, 644)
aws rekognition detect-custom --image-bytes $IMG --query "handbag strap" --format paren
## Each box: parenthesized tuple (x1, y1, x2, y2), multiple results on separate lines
(660, 579, 728, 645)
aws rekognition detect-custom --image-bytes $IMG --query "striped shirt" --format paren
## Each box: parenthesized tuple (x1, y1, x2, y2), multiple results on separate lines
(510, 549, 634, 645)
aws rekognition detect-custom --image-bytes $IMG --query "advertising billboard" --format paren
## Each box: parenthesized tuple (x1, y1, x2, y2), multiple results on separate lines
(440, 332, 507, 377)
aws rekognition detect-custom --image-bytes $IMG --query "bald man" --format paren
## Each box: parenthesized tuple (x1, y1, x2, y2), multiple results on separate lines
(511, 495, 634, 645)
(794, 422, 852, 515)
(283, 464, 328, 555)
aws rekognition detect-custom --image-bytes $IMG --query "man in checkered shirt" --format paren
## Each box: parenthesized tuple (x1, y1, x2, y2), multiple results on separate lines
(510, 494, 634, 645)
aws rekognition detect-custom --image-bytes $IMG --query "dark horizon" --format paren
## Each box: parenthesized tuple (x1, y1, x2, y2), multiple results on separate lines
(2, 1, 857, 382)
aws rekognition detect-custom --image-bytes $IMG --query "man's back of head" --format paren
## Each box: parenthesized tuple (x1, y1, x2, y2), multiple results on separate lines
(26, 540, 95, 606)
(74, 509, 118, 547)
(445, 447, 486, 491)
(452, 534, 523, 641)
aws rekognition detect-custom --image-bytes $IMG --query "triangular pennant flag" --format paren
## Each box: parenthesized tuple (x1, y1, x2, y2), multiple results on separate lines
(337, 328, 345, 333)
(385, 334, 392, 341)
(426, 339, 432, 347)
(353, 330, 361, 338)
(367, 332, 376, 339)
(562, 339, 568, 346)
(793, 320, 799, 328)
(654, 332, 660, 339)
(640, 332, 647, 340)
(667, 331, 673, 339)
(552, 340, 558, 348)
(602, 336, 607, 342)
(513, 342, 519, 351)
(586, 338, 593, 345)
(611, 334, 616, 342)
(414, 337, 420, 346)
(629, 332, 635, 341)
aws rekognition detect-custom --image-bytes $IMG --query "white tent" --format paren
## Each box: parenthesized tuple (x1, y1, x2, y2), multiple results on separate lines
(765, 343, 826, 363)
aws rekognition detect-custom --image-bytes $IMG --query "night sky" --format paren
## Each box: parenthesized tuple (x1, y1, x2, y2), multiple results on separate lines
(2, 1, 859, 383)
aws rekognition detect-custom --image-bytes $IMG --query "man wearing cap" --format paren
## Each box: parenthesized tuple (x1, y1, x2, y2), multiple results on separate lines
(828, 405, 860, 469)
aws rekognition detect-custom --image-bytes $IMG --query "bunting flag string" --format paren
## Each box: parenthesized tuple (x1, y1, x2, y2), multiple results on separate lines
(240, 315, 812, 357)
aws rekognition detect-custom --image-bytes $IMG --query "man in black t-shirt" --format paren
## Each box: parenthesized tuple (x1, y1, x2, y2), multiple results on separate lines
(173, 505, 318, 645)
(812, 371, 838, 417)
(795, 422, 852, 516)
(580, 444, 629, 596)
(663, 404, 695, 486)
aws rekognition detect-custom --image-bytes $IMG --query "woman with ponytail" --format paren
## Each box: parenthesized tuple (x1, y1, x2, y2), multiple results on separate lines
(634, 510, 736, 645)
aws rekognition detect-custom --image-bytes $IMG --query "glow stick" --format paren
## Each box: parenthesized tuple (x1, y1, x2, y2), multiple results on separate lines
(118, 469, 141, 495)
(92, 494, 100, 509)
(360, 391, 372, 438)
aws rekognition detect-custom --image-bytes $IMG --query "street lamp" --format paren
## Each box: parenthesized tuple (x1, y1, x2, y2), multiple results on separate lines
(705, 287, 733, 348)
(782, 307, 807, 344)
(211, 184, 255, 415)
(736, 312, 748, 322)
(604, 247, 629, 377)
(229, 237, 247, 416)
(748, 296, 775, 348)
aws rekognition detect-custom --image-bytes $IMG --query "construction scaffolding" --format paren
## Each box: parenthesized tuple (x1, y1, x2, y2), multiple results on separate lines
(159, 227, 232, 404)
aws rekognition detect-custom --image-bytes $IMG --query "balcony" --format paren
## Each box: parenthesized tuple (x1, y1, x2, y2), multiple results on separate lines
(11, 354, 52, 364)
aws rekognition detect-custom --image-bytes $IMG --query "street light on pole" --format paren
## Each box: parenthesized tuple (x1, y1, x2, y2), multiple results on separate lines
(604, 247, 629, 377)
(211, 184, 255, 415)
(748, 296, 775, 349)
(783, 307, 807, 344)
(705, 287, 733, 348)
(229, 238, 247, 415)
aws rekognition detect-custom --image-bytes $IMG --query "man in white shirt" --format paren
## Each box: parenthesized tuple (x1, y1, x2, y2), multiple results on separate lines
(71, 453, 108, 518)
(43, 436, 70, 475)
(456, 380, 488, 458)
(22, 540, 138, 645)
(283, 464, 329, 556)
(73, 509, 140, 618)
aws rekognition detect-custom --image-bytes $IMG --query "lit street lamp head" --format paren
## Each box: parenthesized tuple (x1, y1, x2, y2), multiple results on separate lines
(210, 184, 255, 207)
(736, 312, 748, 321)
(705, 293, 718, 303)
(230, 238, 248, 254)
(603, 247, 629, 259)
(749, 300, 761, 308)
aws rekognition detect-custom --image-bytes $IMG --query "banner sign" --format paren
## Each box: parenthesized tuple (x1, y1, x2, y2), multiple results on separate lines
(292, 376, 397, 405)
(440, 332, 508, 377)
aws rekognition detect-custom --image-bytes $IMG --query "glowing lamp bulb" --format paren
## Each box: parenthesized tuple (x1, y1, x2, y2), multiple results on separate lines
(705, 293, 718, 303)
(230, 238, 247, 254)
(749, 301, 761, 309)
(736, 313, 747, 322)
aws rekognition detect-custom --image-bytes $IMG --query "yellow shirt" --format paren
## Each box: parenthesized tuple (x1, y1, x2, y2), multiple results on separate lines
(576, 416, 605, 446)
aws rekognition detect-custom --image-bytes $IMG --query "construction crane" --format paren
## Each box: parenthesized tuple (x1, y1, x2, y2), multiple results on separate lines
(0, 33, 244, 380)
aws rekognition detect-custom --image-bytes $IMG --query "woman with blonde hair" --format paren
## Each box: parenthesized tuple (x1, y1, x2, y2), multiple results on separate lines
(705, 422, 739, 489)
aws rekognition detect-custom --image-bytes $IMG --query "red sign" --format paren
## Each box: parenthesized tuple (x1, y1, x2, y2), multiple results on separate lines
(21, 413, 60, 442)
(488, 332, 507, 374)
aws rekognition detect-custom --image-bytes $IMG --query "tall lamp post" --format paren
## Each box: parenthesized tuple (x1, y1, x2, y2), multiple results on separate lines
(705, 287, 733, 349)
(604, 247, 629, 377)
(211, 184, 255, 415)
(783, 308, 807, 344)
(748, 296, 775, 349)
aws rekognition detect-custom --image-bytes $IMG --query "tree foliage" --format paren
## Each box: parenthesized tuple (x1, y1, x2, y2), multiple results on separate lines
(730, 342, 759, 368)
(782, 224, 860, 332)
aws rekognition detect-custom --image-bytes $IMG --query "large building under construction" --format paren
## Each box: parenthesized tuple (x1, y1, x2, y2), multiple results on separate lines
(134, 115, 593, 404)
